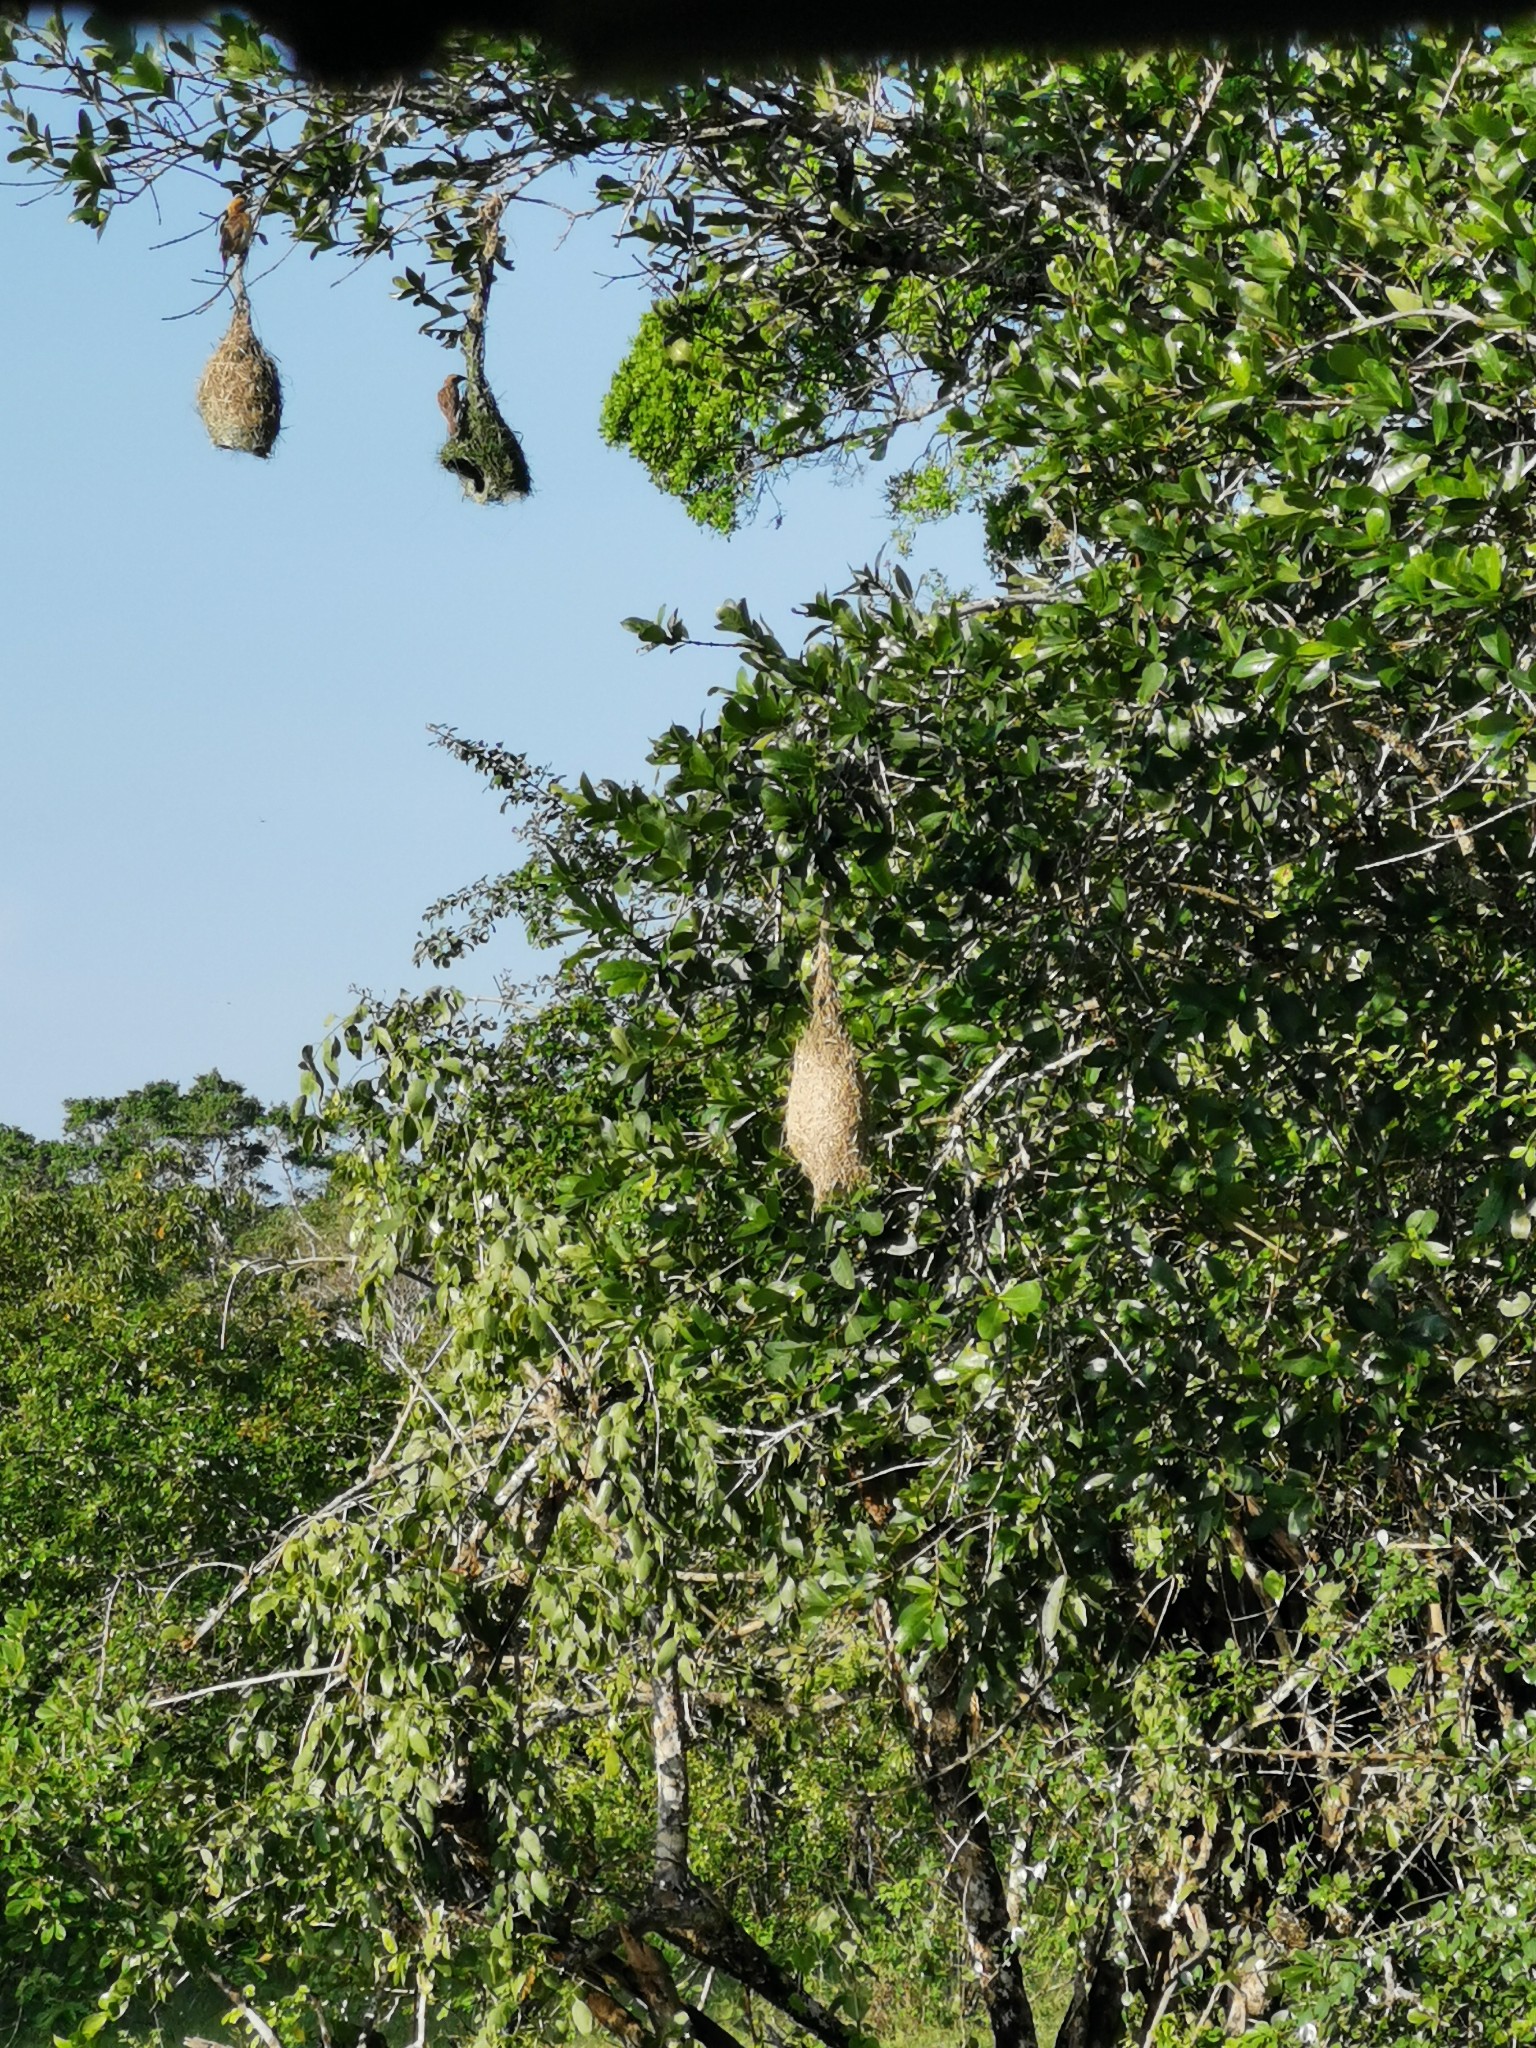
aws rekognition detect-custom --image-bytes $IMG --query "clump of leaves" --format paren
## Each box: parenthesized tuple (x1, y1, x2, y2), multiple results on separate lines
(601, 297, 763, 531)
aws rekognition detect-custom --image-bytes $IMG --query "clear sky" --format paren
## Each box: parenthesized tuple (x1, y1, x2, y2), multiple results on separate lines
(0, 147, 987, 1139)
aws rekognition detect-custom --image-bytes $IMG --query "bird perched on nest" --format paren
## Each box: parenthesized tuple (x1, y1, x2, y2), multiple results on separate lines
(438, 372, 490, 500)
(218, 193, 255, 268)
(437, 373, 465, 438)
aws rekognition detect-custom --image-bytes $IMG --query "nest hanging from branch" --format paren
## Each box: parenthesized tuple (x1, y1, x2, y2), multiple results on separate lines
(196, 293, 281, 458)
(437, 196, 531, 505)
(438, 362, 531, 503)
(785, 940, 867, 1207)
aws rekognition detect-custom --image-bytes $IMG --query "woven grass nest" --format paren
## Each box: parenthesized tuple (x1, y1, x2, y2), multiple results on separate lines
(196, 303, 282, 458)
(439, 367, 531, 505)
(784, 942, 868, 1207)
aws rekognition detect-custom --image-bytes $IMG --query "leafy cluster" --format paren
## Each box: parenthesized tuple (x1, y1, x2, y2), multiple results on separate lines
(0, 1091, 389, 2035)
(296, 540, 1536, 2040)
(600, 300, 763, 531)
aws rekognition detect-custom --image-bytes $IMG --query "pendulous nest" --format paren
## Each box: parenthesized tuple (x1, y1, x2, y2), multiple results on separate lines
(784, 942, 868, 1207)
(196, 303, 282, 458)
(439, 364, 531, 504)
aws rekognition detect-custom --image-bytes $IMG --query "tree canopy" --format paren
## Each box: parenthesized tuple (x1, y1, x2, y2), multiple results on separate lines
(0, 1086, 388, 2038)
(9, 18, 1536, 2048)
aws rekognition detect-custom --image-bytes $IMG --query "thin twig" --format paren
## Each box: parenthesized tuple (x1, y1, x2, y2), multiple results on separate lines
(1147, 60, 1226, 217)
(1358, 793, 1536, 870)
(148, 1662, 342, 1712)
(205, 1975, 282, 2048)
(95, 1574, 125, 1702)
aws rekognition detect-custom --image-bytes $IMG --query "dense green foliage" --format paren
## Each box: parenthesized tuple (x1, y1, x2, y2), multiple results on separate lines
(599, 301, 761, 531)
(58, 1072, 273, 1188)
(0, 1073, 269, 1197)
(0, 1091, 388, 2036)
(16, 17, 1536, 2048)
(292, 544, 1536, 2042)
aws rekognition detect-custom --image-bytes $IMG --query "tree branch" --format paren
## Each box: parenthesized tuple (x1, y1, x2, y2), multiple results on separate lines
(652, 1662, 691, 1898)
(147, 1663, 342, 1712)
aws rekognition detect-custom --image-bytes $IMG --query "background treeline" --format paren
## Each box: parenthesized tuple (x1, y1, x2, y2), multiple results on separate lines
(0, 1080, 386, 2037)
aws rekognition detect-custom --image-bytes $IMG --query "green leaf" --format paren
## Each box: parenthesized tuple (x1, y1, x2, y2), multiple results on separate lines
(894, 1589, 935, 1654)
(1040, 1572, 1068, 1646)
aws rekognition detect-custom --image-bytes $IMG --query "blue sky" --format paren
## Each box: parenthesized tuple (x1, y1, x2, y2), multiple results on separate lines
(0, 152, 987, 1139)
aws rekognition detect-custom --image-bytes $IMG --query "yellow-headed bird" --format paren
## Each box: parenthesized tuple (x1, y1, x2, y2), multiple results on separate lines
(218, 194, 254, 268)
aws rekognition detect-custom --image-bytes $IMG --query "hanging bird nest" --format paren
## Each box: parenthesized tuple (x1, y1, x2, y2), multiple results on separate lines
(438, 358, 531, 504)
(436, 197, 531, 505)
(196, 301, 282, 458)
(785, 941, 868, 1207)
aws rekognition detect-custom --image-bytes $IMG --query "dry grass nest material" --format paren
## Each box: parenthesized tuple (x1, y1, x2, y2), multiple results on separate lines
(439, 375, 531, 504)
(196, 304, 282, 458)
(784, 943, 867, 1207)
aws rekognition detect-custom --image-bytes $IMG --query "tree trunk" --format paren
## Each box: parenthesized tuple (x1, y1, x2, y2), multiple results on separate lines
(637, 1656, 858, 2048)
(874, 1603, 1039, 2048)
(648, 1895, 856, 2048)
(1054, 1913, 1128, 2048)
(651, 1662, 691, 1898)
